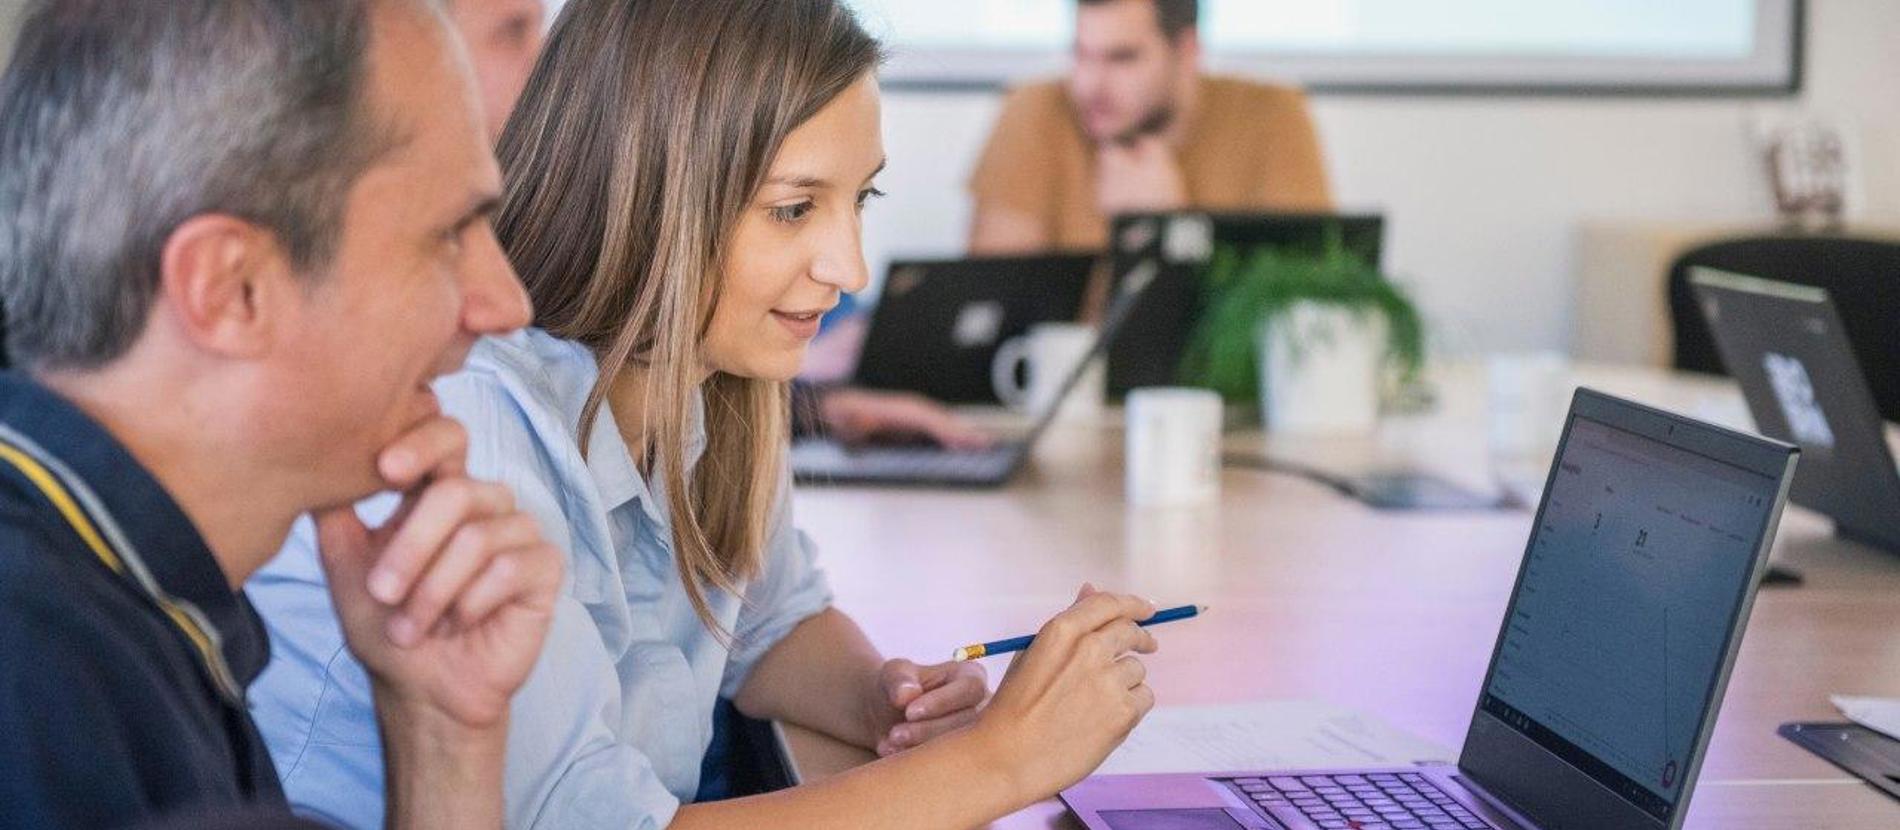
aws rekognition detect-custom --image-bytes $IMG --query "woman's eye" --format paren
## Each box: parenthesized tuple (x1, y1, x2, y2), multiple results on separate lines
(770, 201, 815, 224)
(856, 187, 886, 211)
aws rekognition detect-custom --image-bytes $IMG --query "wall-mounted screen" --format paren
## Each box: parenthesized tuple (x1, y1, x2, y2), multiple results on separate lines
(847, 0, 1802, 94)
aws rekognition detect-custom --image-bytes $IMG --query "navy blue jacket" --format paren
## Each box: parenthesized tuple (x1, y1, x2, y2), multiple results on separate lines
(0, 374, 288, 827)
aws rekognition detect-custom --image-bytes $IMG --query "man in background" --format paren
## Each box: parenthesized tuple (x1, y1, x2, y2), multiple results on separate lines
(969, 0, 1333, 254)
(447, 0, 547, 141)
(0, 0, 560, 825)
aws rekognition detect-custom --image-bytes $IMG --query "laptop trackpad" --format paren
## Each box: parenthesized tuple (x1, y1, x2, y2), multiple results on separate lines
(1099, 808, 1258, 830)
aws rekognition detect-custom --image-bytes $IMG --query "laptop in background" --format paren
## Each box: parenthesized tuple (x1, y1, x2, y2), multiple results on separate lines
(1104, 211, 1385, 398)
(1061, 388, 1798, 830)
(792, 275, 1142, 489)
(1691, 267, 1900, 554)
(850, 253, 1095, 404)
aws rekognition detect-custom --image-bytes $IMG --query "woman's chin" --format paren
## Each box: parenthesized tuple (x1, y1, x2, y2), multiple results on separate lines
(712, 349, 806, 383)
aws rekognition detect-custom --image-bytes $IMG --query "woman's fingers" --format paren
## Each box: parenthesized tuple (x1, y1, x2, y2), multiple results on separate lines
(1042, 592, 1156, 647)
(881, 707, 982, 754)
(1114, 655, 1147, 690)
(1082, 619, 1157, 664)
(904, 661, 987, 720)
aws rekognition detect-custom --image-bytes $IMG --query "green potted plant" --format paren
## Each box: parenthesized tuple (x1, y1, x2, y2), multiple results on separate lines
(1177, 232, 1424, 433)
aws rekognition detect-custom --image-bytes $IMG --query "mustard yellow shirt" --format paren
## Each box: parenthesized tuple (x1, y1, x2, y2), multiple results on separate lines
(970, 75, 1334, 251)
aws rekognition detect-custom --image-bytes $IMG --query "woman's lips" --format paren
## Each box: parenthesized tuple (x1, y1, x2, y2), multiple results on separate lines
(772, 309, 824, 339)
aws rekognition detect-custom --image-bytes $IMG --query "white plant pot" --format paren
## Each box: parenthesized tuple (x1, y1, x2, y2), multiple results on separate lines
(1257, 302, 1385, 435)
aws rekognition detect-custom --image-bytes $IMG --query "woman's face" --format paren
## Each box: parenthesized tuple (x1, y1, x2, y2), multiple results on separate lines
(702, 73, 883, 382)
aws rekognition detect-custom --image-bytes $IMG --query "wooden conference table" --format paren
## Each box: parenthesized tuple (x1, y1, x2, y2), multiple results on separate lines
(782, 363, 1900, 829)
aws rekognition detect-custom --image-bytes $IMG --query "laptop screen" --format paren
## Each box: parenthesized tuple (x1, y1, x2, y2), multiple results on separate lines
(1477, 414, 1781, 821)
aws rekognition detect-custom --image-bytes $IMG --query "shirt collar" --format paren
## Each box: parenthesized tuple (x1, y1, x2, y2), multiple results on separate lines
(0, 372, 269, 689)
(583, 389, 708, 529)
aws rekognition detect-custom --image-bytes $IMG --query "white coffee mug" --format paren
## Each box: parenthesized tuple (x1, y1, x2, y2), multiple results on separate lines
(991, 322, 1102, 419)
(1125, 387, 1223, 506)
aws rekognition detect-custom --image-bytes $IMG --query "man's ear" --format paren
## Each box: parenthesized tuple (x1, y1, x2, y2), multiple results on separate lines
(156, 215, 293, 359)
(1173, 28, 1203, 72)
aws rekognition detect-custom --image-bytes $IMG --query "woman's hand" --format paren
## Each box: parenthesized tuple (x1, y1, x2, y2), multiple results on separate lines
(969, 585, 1159, 798)
(870, 658, 990, 756)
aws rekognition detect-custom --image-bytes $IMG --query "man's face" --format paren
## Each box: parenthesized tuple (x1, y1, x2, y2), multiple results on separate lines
(447, 0, 546, 140)
(1069, 0, 1190, 143)
(264, 2, 531, 506)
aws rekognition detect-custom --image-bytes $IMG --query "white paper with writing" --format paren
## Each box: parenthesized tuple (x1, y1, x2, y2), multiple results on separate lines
(1094, 700, 1453, 776)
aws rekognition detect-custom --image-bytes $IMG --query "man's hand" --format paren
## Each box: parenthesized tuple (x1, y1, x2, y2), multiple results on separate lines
(315, 416, 562, 728)
(1095, 136, 1187, 218)
(871, 658, 990, 756)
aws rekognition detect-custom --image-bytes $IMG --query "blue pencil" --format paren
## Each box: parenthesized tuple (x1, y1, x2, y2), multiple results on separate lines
(951, 604, 1206, 661)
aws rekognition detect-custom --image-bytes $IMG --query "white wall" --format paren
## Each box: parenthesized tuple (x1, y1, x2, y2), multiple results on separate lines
(864, 0, 1900, 355)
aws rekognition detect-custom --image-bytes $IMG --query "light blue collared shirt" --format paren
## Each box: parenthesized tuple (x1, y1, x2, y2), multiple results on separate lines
(246, 328, 833, 829)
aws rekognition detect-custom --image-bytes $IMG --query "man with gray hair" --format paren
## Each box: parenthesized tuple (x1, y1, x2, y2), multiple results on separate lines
(0, 0, 561, 827)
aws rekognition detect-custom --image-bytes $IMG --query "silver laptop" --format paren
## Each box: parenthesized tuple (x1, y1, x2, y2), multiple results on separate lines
(1061, 388, 1798, 830)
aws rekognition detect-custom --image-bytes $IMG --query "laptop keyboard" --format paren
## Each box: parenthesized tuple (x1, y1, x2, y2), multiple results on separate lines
(1221, 772, 1496, 830)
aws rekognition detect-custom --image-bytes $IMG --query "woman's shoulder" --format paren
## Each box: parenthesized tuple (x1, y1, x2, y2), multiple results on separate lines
(440, 330, 591, 427)
(433, 329, 599, 482)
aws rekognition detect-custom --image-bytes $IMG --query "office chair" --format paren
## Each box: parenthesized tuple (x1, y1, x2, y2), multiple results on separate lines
(1666, 234, 1900, 422)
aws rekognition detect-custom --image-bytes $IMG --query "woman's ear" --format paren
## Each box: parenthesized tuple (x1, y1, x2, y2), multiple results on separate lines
(155, 215, 293, 359)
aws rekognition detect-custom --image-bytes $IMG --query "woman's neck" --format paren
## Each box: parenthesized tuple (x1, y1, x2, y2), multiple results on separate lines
(603, 364, 653, 470)
(602, 359, 716, 471)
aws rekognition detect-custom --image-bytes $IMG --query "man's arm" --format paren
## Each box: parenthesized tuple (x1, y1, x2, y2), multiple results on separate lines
(967, 84, 1062, 255)
(1258, 86, 1334, 210)
(376, 699, 507, 828)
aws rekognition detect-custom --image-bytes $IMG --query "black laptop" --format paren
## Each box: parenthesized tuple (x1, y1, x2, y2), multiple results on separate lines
(1691, 267, 1900, 553)
(850, 253, 1095, 404)
(1103, 211, 1384, 398)
(792, 275, 1141, 489)
(1062, 388, 1799, 830)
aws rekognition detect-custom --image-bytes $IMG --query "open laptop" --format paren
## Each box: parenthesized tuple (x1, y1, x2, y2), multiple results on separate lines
(1104, 211, 1384, 398)
(850, 253, 1095, 404)
(1691, 267, 1900, 554)
(1062, 388, 1798, 830)
(793, 277, 1141, 488)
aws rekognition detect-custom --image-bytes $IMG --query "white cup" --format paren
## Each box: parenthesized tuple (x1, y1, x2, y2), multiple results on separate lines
(991, 322, 1102, 420)
(1125, 387, 1223, 506)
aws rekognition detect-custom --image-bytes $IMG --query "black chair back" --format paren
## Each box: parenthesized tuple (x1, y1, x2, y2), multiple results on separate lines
(1666, 235, 1900, 422)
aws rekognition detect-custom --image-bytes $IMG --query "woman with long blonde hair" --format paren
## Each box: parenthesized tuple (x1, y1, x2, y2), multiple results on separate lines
(248, 0, 1160, 826)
